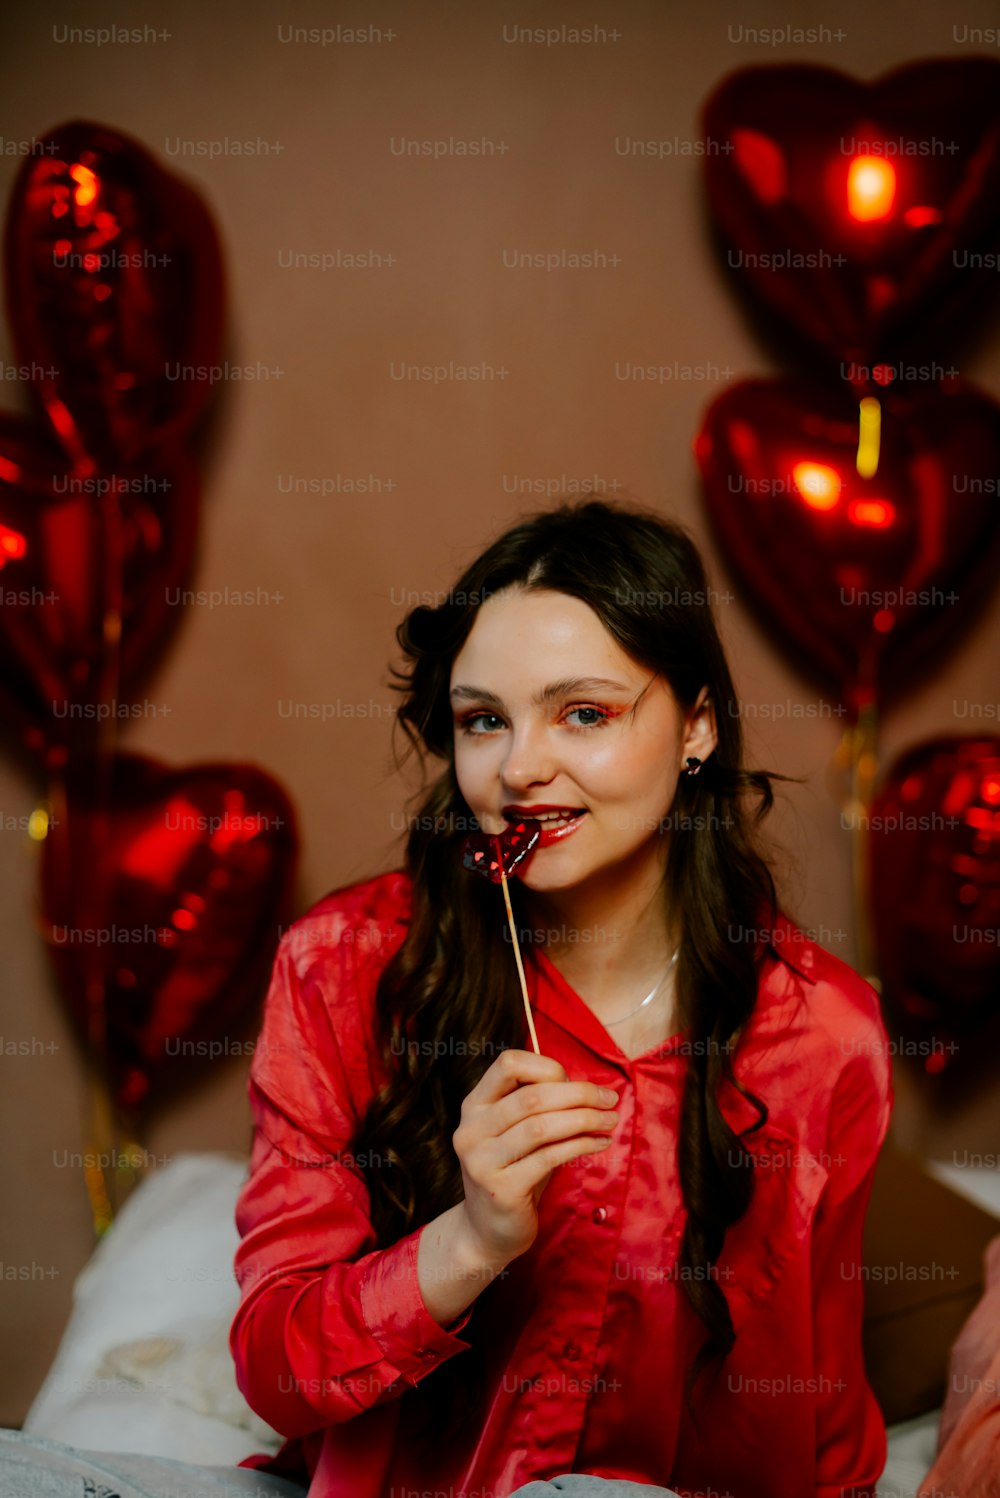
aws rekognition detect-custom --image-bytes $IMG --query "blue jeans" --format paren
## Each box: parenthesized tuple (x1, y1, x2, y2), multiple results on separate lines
(0, 1430, 682, 1497)
(0, 1429, 308, 1498)
(510, 1480, 681, 1496)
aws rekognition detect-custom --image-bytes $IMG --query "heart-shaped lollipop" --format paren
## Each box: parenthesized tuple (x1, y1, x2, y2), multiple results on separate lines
(461, 817, 541, 883)
(461, 817, 542, 1052)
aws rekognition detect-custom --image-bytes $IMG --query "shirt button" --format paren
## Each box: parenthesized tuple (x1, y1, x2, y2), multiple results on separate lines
(592, 1205, 608, 1224)
(563, 1340, 581, 1361)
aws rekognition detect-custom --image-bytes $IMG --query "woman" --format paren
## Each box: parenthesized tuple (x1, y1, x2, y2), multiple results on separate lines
(0, 496, 892, 1498)
(228, 497, 894, 1498)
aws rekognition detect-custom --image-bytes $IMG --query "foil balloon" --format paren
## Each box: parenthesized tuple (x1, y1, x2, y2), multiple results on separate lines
(39, 751, 298, 1112)
(702, 58, 1000, 370)
(868, 737, 1000, 1078)
(3, 118, 225, 473)
(0, 412, 199, 768)
(462, 818, 541, 883)
(695, 376, 1000, 717)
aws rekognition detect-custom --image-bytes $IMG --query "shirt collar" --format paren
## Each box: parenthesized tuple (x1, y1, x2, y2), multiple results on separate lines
(757, 907, 819, 984)
(523, 905, 817, 1064)
(525, 941, 666, 1062)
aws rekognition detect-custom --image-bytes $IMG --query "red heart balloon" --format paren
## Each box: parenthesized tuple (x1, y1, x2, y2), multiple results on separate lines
(462, 818, 542, 883)
(0, 413, 199, 769)
(702, 58, 1000, 368)
(4, 118, 225, 473)
(868, 737, 1000, 1079)
(695, 376, 1000, 714)
(39, 751, 299, 1112)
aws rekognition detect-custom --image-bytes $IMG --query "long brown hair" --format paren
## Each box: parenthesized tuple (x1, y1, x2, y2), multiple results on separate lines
(351, 495, 799, 1441)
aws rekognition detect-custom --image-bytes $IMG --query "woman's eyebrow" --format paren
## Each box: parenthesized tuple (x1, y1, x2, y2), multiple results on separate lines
(449, 676, 632, 709)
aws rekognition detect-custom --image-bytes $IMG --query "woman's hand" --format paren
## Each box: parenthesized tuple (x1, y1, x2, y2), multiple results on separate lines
(452, 1047, 620, 1265)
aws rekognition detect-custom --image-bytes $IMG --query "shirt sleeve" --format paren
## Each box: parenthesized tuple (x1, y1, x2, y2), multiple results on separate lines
(811, 1020, 895, 1498)
(229, 930, 475, 1439)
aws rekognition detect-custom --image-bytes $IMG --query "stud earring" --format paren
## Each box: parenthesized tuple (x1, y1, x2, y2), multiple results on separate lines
(684, 756, 702, 776)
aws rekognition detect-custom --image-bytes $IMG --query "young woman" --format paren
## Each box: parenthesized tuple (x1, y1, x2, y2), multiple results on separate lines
(0, 496, 892, 1497)
(0, 497, 893, 1497)
(225, 496, 895, 1498)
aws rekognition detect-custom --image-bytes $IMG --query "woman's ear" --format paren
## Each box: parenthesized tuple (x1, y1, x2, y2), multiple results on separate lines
(684, 686, 718, 767)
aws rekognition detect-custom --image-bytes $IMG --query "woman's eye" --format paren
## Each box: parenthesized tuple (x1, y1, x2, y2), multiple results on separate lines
(566, 706, 610, 729)
(460, 711, 504, 734)
(457, 706, 610, 735)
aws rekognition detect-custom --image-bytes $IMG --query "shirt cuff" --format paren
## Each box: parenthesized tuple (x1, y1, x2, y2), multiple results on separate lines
(358, 1222, 474, 1383)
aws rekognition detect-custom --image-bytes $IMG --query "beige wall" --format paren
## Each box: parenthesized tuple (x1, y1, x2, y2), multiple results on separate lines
(2, 0, 1000, 1426)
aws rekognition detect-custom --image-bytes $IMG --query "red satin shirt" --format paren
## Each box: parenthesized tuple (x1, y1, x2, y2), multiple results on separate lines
(230, 869, 894, 1498)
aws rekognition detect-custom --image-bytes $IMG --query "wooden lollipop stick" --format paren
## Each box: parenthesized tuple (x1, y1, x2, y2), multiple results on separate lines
(498, 861, 540, 1055)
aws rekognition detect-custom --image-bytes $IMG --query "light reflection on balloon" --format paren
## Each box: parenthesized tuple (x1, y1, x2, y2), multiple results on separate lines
(0, 521, 27, 563)
(70, 162, 99, 208)
(903, 205, 942, 228)
(792, 461, 841, 509)
(731, 126, 786, 204)
(846, 155, 896, 221)
(848, 498, 895, 528)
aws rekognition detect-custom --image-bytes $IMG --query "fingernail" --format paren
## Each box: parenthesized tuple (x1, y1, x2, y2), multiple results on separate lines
(600, 1088, 619, 1103)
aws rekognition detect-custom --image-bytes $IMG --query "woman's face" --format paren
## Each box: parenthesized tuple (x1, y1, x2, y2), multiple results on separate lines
(449, 587, 717, 895)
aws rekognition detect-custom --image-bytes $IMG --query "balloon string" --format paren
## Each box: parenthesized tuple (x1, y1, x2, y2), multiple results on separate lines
(44, 765, 115, 1236)
(84, 1055, 116, 1237)
(831, 681, 880, 986)
(96, 490, 143, 1218)
(70, 488, 131, 1231)
(850, 697, 880, 984)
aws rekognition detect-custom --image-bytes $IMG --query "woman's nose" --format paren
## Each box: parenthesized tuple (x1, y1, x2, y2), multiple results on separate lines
(500, 718, 556, 790)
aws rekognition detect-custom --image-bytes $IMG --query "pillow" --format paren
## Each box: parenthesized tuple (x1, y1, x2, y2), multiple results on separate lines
(24, 1152, 284, 1464)
(94, 1315, 280, 1443)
